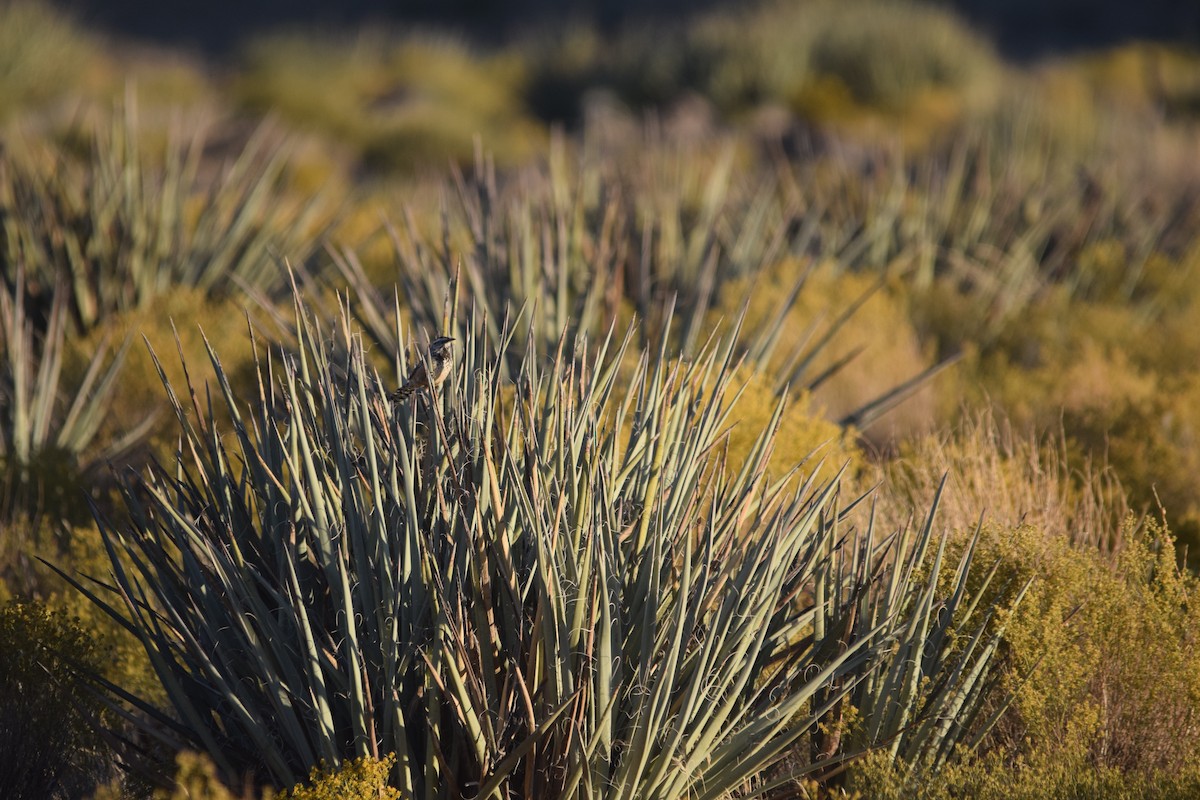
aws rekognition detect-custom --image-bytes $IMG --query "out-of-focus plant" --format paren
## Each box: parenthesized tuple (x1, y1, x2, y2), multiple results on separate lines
(0, 273, 148, 547)
(310, 135, 952, 436)
(522, 21, 727, 124)
(326, 136, 780, 363)
(877, 411, 1130, 553)
(234, 30, 543, 172)
(0, 1, 101, 120)
(525, 0, 999, 134)
(0, 100, 328, 333)
(101, 751, 399, 800)
(799, 0, 999, 112)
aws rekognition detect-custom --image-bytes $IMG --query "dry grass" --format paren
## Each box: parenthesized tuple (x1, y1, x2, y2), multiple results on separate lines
(873, 410, 1131, 552)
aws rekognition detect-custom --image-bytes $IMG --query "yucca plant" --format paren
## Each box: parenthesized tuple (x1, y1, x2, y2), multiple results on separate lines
(0, 271, 149, 530)
(329, 135, 793, 361)
(64, 296, 855, 794)
(0, 270, 156, 601)
(772, 114, 1200, 349)
(59, 288, 1019, 797)
(310, 136, 950, 433)
(835, 508, 1032, 775)
(0, 98, 328, 333)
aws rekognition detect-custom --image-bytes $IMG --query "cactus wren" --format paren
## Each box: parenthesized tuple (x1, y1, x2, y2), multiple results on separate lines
(389, 336, 455, 405)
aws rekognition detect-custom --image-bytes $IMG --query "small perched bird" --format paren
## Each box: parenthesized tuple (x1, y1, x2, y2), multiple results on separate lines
(389, 336, 455, 405)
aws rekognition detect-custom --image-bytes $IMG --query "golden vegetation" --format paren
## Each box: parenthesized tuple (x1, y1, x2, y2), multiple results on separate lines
(1, 0, 1200, 797)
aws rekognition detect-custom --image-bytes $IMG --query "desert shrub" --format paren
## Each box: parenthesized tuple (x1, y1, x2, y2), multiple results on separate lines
(41, 520, 164, 696)
(111, 752, 398, 800)
(927, 288, 1200, 563)
(851, 748, 1200, 800)
(235, 30, 543, 172)
(1089, 521, 1200, 770)
(280, 755, 399, 800)
(526, 0, 999, 137)
(1059, 385, 1200, 560)
(0, 1, 102, 120)
(128, 752, 258, 800)
(868, 404, 1200, 786)
(799, 0, 998, 112)
(0, 519, 166, 797)
(726, 0, 996, 143)
(715, 261, 944, 444)
(848, 517, 1200, 795)
(718, 367, 864, 483)
(115, 51, 216, 112)
(969, 340, 1200, 561)
(522, 21, 728, 124)
(0, 600, 111, 799)
(233, 32, 377, 141)
(878, 411, 1129, 551)
(69, 286, 263, 467)
(1073, 43, 1200, 119)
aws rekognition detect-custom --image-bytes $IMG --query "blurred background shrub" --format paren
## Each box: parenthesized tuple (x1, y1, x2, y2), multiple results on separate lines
(234, 30, 544, 172)
(0, 2, 102, 120)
